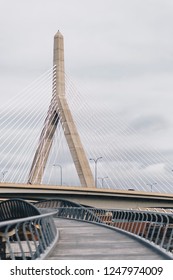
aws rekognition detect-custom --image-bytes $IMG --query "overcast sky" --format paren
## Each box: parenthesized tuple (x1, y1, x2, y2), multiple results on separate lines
(1, 0, 173, 191)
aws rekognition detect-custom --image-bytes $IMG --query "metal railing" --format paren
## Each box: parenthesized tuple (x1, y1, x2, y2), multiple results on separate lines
(0, 211, 58, 260)
(2, 201, 173, 259)
(55, 207, 173, 256)
(34, 198, 83, 209)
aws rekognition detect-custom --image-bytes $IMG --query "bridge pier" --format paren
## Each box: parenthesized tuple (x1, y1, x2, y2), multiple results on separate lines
(28, 31, 95, 188)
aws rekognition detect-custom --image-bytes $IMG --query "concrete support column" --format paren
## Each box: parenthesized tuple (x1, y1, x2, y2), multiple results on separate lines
(53, 31, 95, 188)
(28, 31, 95, 187)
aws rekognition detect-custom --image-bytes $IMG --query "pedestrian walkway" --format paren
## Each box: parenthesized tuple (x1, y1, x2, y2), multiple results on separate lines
(47, 218, 169, 260)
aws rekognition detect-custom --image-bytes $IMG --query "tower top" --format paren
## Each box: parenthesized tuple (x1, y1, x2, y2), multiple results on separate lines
(54, 30, 63, 38)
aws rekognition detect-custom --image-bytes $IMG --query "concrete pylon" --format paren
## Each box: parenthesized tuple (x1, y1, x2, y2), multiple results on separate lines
(28, 31, 95, 187)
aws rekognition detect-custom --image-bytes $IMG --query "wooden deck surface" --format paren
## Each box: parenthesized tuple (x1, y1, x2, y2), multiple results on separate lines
(47, 218, 169, 260)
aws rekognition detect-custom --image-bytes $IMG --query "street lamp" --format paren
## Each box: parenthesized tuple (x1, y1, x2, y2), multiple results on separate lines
(98, 176, 108, 188)
(89, 157, 102, 187)
(53, 164, 62, 185)
(1, 170, 8, 182)
(146, 182, 157, 192)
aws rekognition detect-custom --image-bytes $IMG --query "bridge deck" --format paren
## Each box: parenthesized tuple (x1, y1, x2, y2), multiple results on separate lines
(1, 183, 173, 208)
(47, 218, 169, 260)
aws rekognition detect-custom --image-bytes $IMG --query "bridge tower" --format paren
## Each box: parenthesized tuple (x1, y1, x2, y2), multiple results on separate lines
(28, 31, 95, 188)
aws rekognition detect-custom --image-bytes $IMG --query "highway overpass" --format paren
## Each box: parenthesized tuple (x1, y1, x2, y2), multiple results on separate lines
(1, 182, 173, 208)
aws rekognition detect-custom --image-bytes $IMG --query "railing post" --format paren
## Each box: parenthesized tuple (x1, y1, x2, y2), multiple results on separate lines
(0, 237, 6, 260)
(160, 215, 169, 249)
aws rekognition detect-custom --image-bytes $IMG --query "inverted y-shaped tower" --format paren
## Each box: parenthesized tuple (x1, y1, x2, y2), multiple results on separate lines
(28, 31, 95, 188)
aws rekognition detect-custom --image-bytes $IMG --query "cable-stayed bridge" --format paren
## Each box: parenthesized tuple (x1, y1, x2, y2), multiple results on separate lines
(1, 32, 173, 261)
(0, 31, 173, 208)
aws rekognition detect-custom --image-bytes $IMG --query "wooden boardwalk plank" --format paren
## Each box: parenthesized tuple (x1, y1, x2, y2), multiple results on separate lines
(47, 218, 169, 260)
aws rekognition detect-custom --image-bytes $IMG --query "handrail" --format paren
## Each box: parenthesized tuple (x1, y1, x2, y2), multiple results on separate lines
(1, 202, 173, 260)
(55, 207, 173, 257)
(34, 198, 83, 208)
(0, 211, 58, 260)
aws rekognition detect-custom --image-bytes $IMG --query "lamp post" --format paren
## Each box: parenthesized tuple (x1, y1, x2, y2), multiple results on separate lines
(53, 164, 62, 185)
(1, 170, 8, 182)
(89, 157, 102, 187)
(146, 182, 157, 192)
(98, 176, 108, 188)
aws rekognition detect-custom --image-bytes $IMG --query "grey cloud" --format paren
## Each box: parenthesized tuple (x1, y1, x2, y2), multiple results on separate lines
(1, 0, 173, 191)
(129, 115, 169, 133)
